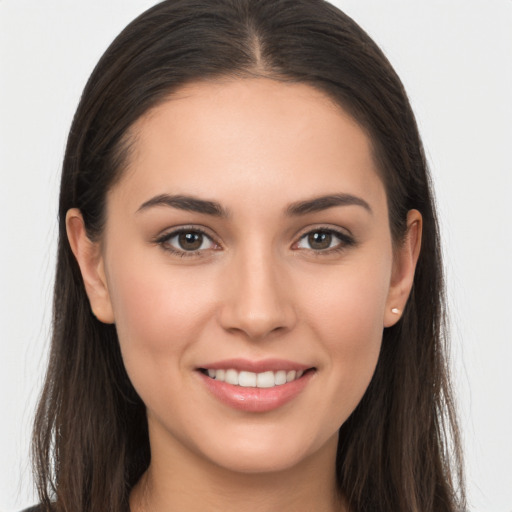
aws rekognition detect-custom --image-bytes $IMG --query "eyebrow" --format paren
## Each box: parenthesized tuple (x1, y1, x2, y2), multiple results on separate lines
(285, 193, 372, 216)
(136, 192, 372, 217)
(137, 194, 229, 217)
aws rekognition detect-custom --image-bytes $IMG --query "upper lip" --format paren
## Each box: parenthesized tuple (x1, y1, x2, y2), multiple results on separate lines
(197, 358, 313, 373)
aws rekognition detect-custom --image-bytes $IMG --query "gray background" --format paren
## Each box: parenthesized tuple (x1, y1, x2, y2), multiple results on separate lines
(1, 1, 511, 511)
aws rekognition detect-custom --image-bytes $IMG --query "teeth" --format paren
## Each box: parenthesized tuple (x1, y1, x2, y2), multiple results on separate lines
(204, 368, 306, 388)
(225, 369, 239, 385)
(257, 371, 275, 388)
(238, 371, 257, 387)
(274, 370, 287, 385)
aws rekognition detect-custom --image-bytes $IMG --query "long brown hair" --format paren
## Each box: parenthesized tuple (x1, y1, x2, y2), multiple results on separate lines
(32, 1, 465, 511)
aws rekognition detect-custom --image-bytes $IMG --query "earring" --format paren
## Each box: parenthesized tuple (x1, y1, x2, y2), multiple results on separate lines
(391, 307, 400, 314)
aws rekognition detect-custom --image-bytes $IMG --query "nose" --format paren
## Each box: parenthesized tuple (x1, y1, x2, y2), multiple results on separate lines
(218, 247, 297, 341)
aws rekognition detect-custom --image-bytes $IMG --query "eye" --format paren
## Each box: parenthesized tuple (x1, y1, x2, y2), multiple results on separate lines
(156, 228, 219, 256)
(295, 228, 355, 253)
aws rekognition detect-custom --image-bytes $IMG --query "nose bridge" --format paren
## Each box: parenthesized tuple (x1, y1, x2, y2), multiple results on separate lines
(218, 239, 295, 340)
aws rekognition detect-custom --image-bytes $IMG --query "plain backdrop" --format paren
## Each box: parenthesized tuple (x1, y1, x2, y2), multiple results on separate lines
(1, 1, 511, 511)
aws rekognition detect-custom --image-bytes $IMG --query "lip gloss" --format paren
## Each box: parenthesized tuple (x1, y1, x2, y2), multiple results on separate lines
(197, 369, 314, 413)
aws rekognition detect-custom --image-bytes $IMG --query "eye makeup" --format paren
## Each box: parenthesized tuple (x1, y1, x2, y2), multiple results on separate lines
(154, 226, 221, 258)
(293, 225, 356, 256)
(153, 224, 357, 259)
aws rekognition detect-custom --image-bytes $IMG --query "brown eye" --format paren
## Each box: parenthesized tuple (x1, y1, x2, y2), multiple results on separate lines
(307, 231, 333, 250)
(178, 232, 204, 251)
(158, 229, 218, 255)
(295, 228, 355, 253)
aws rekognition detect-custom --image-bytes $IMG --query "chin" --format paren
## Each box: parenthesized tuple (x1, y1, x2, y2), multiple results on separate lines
(187, 425, 338, 476)
(213, 447, 309, 474)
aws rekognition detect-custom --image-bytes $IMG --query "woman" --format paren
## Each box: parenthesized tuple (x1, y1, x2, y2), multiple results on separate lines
(29, 0, 465, 511)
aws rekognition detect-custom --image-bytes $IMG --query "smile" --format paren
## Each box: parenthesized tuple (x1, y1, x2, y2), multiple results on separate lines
(200, 368, 305, 388)
(197, 360, 315, 413)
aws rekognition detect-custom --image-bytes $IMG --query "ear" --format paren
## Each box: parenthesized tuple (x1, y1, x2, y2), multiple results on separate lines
(66, 208, 115, 324)
(383, 209, 422, 327)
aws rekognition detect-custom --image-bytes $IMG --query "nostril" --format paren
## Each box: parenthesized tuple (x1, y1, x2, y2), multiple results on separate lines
(217, 274, 297, 340)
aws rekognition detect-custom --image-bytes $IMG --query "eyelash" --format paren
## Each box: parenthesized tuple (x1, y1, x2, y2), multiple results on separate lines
(155, 226, 218, 258)
(154, 226, 356, 258)
(294, 226, 356, 256)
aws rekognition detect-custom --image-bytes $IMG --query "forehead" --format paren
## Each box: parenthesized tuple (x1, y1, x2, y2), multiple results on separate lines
(112, 78, 386, 216)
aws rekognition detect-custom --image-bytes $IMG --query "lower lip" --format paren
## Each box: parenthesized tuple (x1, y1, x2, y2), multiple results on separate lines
(198, 370, 314, 413)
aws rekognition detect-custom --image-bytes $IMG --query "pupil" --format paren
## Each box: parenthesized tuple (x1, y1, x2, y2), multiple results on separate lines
(178, 232, 202, 250)
(308, 231, 332, 250)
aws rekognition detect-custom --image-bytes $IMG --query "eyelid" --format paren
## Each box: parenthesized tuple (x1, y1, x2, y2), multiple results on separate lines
(295, 223, 354, 239)
(153, 223, 355, 257)
(154, 225, 222, 257)
(292, 225, 356, 253)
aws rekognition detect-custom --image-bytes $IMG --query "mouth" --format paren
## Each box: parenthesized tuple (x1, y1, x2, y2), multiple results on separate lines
(198, 367, 314, 388)
(196, 361, 316, 412)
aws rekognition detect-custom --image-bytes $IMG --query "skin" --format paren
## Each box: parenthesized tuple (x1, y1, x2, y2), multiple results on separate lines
(67, 78, 421, 512)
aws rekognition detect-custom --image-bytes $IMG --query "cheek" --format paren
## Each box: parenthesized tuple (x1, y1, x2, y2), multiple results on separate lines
(105, 255, 218, 380)
(297, 258, 391, 416)
(302, 254, 390, 341)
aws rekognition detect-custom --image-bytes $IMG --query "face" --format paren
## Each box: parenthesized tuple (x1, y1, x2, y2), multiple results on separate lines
(73, 78, 415, 476)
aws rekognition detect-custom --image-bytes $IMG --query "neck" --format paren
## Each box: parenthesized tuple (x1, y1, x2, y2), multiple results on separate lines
(130, 430, 346, 512)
